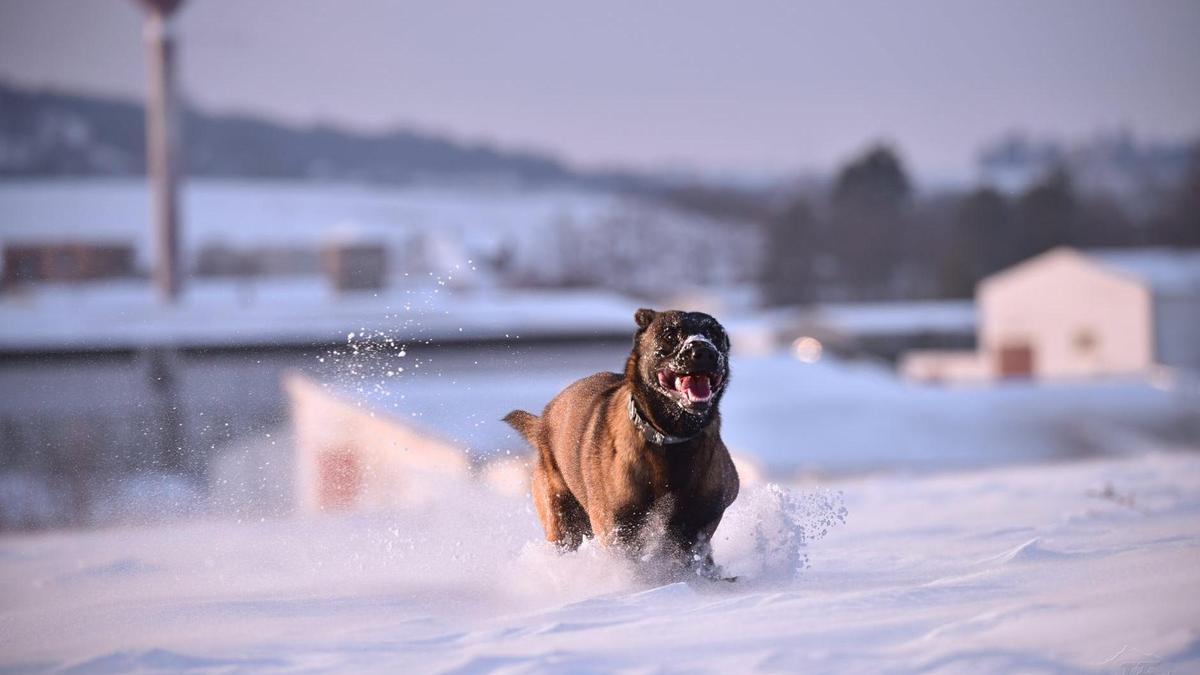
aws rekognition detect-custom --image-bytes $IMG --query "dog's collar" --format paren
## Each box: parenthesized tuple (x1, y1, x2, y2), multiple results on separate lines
(627, 395, 702, 446)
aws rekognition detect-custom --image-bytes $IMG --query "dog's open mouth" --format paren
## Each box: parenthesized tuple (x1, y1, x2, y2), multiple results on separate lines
(657, 369, 721, 405)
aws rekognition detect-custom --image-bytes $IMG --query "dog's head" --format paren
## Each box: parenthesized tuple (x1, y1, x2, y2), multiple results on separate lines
(626, 308, 731, 427)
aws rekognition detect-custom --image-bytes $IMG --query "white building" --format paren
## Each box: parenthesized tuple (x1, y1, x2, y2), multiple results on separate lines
(902, 247, 1200, 382)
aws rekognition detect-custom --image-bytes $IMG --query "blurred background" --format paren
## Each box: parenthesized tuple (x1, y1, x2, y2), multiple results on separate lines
(0, 0, 1197, 530)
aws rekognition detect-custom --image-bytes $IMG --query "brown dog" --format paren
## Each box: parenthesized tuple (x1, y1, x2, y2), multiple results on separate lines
(504, 308, 739, 577)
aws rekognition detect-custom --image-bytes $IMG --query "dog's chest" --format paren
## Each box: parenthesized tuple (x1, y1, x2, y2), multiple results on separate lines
(619, 445, 713, 508)
(639, 451, 673, 501)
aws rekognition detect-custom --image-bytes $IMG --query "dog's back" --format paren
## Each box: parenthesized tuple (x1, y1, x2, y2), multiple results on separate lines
(504, 371, 622, 498)
(505, 372, 624, 548)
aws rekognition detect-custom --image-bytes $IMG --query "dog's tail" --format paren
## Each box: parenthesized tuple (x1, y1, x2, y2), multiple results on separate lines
(503, 409, 540, 444)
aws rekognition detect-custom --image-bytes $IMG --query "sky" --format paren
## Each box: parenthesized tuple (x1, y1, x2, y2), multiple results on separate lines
(0, 0, 1197, 179)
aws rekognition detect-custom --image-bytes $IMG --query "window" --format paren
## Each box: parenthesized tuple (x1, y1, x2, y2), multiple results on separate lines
(1072, 329, 1098, 354)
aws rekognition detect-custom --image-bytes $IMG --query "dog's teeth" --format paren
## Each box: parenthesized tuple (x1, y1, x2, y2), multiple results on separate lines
(675, 377, 684, 392)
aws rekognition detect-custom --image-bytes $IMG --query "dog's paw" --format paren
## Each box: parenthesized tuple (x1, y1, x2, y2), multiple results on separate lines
(688, 558, 736, 583)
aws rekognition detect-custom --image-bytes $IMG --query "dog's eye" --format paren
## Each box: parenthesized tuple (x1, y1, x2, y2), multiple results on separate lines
(656, 329, 680, 354)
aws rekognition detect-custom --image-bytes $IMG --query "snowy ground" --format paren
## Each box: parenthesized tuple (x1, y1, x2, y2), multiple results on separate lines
(2, 449, 1198, 674)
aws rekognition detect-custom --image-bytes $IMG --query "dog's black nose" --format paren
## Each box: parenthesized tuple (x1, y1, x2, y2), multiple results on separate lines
(682, 341, 720, 369)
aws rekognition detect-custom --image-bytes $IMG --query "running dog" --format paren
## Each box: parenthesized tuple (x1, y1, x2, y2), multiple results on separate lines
(504, 308, 738, 577)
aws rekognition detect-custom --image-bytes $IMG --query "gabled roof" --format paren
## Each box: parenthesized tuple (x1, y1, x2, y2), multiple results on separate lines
(981, 246, 1200, 297)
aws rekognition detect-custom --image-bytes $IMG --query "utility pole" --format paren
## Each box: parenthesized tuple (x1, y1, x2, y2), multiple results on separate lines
(137, 0, 193, 481)
(138, 0, 185, 302)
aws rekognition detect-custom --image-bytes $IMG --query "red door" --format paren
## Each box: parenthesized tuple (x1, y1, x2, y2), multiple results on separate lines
(318, 448, 362, 511)
(997, 343, 1035, 378)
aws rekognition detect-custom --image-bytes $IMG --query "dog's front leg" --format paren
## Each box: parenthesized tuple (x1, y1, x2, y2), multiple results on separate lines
(599, 505, 650, 557)
(672, 517, 736, 581)
(678, 537, 735, 582)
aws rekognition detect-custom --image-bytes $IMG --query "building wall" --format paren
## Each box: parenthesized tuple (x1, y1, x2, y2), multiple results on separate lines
(978, 250, 1153, 378)
(3, 243, 137, 288)
(321, 243, 388, 292)
(194, 244, 319, 278)
(899, 350, 994, 383)
(1154, 293, 1200, 372)
(285, 372, 470, 513)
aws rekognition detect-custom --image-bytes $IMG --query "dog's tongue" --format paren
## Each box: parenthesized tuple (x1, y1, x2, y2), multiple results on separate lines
(679, 374, 712, 402)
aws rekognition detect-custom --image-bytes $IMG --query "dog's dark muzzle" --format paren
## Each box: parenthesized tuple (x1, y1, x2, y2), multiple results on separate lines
(678, 341, 722, 373)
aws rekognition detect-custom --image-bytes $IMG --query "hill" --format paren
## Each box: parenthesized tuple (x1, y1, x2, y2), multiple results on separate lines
(0, 82, 637, 189)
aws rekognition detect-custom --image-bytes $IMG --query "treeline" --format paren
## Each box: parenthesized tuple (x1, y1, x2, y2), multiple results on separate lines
(762, 144, 1200, 305)
(0, 81, 649, 190)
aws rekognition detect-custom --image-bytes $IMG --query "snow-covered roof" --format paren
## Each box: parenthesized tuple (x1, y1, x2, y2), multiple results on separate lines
(983, 246, 1200, 297)
(0, 178, 622, 269)
(1088, 247, 1200, 295)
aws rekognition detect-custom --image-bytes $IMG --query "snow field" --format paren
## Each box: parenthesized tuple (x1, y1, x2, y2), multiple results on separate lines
(1, 450, 1197, 673)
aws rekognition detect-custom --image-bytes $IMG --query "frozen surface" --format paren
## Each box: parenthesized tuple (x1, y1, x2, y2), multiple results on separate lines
(331, 347, 1196, 473)
(1, 451, 1198, 673)
(718, 354, 1198, 476)
(813, 300, 976, 337)
(0, 283, 639, 351)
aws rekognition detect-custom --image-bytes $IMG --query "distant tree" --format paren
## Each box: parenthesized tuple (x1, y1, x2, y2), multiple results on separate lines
(1013, 168, 1077, 260)
(832, 145, 911, 212)
(1176, 148, 1200, 246)
(1149, 144, 1200, 246)
(660, 184, 775, 223)
(762, 197, 820, 305)
(935, 187, 1012, 297)
(1075, 193, 1134, 248)
(960, 187, 1014, 274)
(829, 145, 912, 298)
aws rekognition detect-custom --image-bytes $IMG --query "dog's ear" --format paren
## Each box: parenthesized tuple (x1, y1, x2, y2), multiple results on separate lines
(634, 308, 657, 330)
